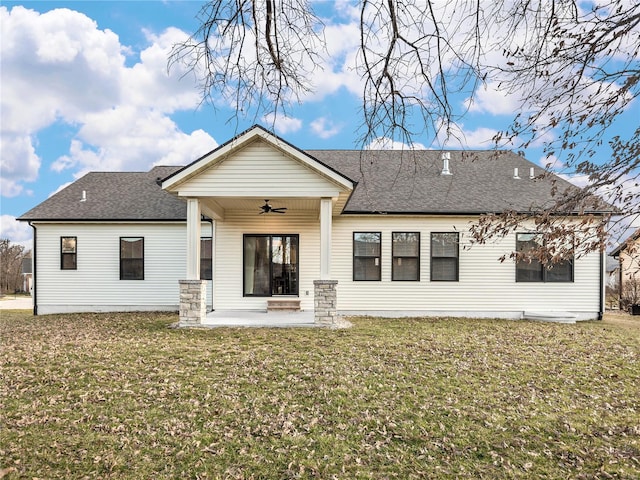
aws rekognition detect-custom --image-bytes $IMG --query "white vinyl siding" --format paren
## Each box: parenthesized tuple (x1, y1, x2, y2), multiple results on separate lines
(176, 141, 342, 198)
(331, 216, 601, 319)
(34, 214, 602, 319)
(34, 222, 212, 314)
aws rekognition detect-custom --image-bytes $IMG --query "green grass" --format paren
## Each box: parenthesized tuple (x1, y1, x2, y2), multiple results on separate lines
(1, 311, 639, 479)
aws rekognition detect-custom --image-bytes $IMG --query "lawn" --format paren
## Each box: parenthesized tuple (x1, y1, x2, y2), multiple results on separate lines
(1, 311, 639, 479)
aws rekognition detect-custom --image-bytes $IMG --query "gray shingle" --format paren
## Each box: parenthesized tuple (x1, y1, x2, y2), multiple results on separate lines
(308, 149, 605, 214)
(18, 166, 185, 221)
(18, 150, 609, 221)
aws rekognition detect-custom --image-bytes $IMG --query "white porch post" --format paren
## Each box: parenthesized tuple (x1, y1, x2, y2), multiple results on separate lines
(186, 198, 201, 279)
(320, 197, 332, 279)
(315, 197, 338, 325)
(180, 198, 206, 326)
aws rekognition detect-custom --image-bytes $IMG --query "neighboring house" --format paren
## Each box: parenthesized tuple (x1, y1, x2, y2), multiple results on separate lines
(606, 255, 619, 290)
(19, 125, 610, 324)
(610, 228, 640, 308)
(21, 254, 32, 294)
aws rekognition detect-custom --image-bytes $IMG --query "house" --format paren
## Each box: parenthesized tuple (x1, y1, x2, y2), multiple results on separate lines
(610, 228, 640, 311)
(18, 125, 610, 325)
(21, 254, 32, 294)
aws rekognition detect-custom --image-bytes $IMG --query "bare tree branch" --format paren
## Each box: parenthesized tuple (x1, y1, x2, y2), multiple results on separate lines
(170, 0, 640, 261)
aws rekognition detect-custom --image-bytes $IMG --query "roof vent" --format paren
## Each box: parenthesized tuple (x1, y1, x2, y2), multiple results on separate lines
(441, 152, 452, 176)
(529, 167, 535, 179)
(80, 190, 87, 202)
(513, 167, 520, 179)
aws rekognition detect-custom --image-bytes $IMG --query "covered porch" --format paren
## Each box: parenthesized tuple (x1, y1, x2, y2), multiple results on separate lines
(161, 126, 354, 327)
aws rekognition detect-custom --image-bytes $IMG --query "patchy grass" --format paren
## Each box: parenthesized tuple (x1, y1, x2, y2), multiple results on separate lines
(1, 311, 639, 479)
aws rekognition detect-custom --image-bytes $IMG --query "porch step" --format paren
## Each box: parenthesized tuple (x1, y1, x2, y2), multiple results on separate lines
(267, 299, 301, 312)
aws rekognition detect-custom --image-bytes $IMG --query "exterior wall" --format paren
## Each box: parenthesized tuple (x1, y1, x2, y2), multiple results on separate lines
(176, 141, 341, 197)
(213, 210, 320, 311)
(33, 222, 212, 314)
(619, 242, 640, 282)
(619, 238, 640, 306)
(33, 214, 603, 319)
(331, 215, 602, 320)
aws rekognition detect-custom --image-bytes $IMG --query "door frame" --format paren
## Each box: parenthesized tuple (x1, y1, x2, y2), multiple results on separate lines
(242, 233, 299, 297)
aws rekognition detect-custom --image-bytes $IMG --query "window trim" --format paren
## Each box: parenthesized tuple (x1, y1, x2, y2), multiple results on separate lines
(200, 237, 212, 281)
(60, 236, 77, 270)
(353, 232, 382, 281)
(515, 233, 574, 283)
(430, 232, 459, 282)
(119, 236, 144, 281)
(392, 232, 420, 281)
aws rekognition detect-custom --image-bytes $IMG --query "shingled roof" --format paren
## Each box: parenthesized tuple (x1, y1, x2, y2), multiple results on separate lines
(309, 149, 599, 214)
(19, 166, 184, 221)
(19, 149, 608, 222)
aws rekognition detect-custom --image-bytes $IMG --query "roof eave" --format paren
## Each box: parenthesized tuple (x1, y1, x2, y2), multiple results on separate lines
(18, 218, 188, 222)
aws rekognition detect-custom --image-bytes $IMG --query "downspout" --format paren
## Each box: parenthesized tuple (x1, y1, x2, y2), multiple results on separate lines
(29, 222, 37, 316)
(599, 249, 604, 320)
(207, 217, 214, 312)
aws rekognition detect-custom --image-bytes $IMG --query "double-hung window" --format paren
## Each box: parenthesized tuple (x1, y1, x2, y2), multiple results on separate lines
(60, 237, 77, 270)
(353, 232, 381, 281)
(120, 237, 144, 280)
(431, 232, 459, 281)
(392, 232, 420, 281)
(516, 233, 573, 282)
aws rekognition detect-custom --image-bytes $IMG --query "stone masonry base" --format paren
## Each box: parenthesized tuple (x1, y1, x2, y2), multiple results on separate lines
(313, 279, 338, 325)
(179, 279, 207, 326)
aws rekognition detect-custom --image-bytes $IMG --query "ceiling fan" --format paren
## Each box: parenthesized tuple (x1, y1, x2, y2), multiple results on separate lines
(259, 199, 287, 214)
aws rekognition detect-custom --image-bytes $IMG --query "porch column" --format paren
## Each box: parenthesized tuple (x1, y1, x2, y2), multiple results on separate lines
(180, 198, 206, 326)
(186, 198, 201, 279)
(320, 197, 332, 279)
(315, 197, 338, 325)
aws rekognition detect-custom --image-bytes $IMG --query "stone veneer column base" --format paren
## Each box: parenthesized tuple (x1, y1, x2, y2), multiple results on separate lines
(313, 279, 338, 325)
(179, 279, 207, 327)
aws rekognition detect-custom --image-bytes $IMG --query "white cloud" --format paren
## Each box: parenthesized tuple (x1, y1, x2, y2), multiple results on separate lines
(52, 107, 217, 176)
(123, 27, 201, 113)
(310, 117, 341, 139)
(309, 21, 363, 99)
(449, 126, 499, 149)
(1, 5, 217, 197)
(465, 81, 522, 116)
(0, 215, 33, 250)
(0, 133, 41, 197)
(0, 6, 125, 134)
(262, 114, 303, 134)
(366, 137, 426, 150)
(435, 119, 500, 149)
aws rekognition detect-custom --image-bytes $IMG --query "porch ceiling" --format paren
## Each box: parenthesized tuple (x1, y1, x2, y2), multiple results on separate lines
(199, 196, 348, 220)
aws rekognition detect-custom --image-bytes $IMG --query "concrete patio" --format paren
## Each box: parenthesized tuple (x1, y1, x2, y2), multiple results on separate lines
(201, 310, 319, 328)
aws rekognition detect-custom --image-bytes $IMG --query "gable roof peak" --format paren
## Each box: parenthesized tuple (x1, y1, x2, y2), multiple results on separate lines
(162, 124, 354, 191)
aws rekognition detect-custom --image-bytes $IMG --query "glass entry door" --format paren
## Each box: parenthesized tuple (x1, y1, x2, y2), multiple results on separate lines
(243, 235, 298, 296)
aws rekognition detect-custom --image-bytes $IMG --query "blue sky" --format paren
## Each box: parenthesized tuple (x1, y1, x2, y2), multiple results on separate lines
(1, 1, 638, 249)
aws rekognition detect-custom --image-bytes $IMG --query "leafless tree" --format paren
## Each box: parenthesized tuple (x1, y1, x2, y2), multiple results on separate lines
(0, 239, 28, 294)
(170, 0, 639, 262)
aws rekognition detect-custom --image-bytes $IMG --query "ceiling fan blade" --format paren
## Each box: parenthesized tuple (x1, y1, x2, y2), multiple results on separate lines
(258, 200, 286, 214)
